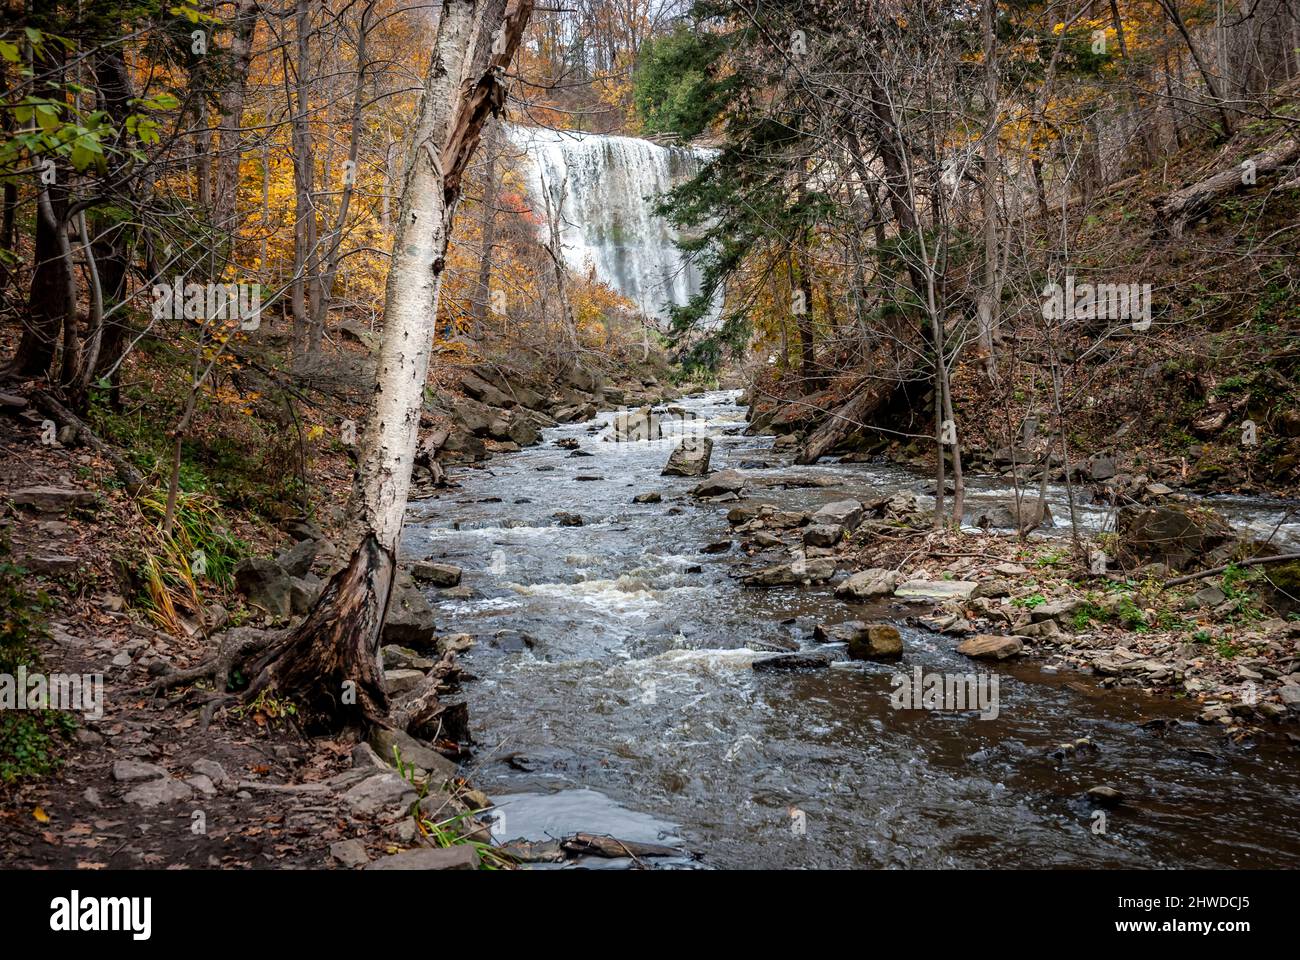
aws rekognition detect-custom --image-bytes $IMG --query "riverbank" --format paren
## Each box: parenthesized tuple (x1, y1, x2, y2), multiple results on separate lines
(5, 384, 1299, 869)
(404, 389, 1300, 868)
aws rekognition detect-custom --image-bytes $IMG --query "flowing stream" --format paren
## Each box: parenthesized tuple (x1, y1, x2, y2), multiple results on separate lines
(403, 391, 1300, 868)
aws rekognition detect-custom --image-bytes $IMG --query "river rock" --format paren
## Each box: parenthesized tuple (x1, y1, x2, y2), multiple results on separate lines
(383, 669, 426, 697)
(972, 499, 1053, 531)
(802, 524, 843, 548)
(275, 538, 319, 577)
(459, 370, 515, 408)
(234, 557, 293, 618)
(113, 760, 167, 782)
(752, 651, 835, 671)
(835, 568, 899, 600)
(811, 499, 863, 531)
(956, 634, 1024, 660)
(553, 512, 584, 527)
(365, 846, 480, 871)
(7, 485, 96, 513)
(1086, 785, 1124, 808)
(288, 575, 323, 615)
(330, 838, 371, 869)
(508, 415, 541, 446)
(745, 557, 836, 586)
(552, 402, 596, 424)
(611, 408, 661, 441)
(382, 582, 436, 647)
(692, 468, 745, 497)
(633, 492, 662, 503)
(894, 580, 980, 602)
(124, 778, 195, 808)
(368, 727, 457, 783)
(1030, 599, 1083, 623)
(1279, 685, 1300, 713)
(410, 562, 461, 587)
(1118, 503, 1233, 570)
(662, 437, 713, 477)
(342, 773, 420, 815)
(815, 621, 903, 660)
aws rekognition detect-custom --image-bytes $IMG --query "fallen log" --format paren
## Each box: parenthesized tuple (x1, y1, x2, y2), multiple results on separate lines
(794, 376, 895, 465)
(1161, 551, 1300, 589)
(1151, 139, 1300, 239)
(559, 833, 681, 859)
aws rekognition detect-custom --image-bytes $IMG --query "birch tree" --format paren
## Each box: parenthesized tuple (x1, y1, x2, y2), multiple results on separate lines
(172, 0, 536, 732)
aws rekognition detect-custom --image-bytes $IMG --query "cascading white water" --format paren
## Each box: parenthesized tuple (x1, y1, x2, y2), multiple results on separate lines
(504, 124, 714, 322)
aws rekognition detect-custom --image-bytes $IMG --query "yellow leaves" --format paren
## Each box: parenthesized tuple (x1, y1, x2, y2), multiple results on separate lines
(33, 806, 50, 823)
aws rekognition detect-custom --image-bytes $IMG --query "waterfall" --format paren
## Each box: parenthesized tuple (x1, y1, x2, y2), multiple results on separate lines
(503, 124, 715, 323)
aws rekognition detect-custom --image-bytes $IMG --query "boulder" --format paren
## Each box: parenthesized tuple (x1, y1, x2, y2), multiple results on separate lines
(368, 727, 458, 783)
(409, 562, 462, 587)
(692, 468, 745, 497)
(610, 408, 661, 442)
(113, 760, 166, 782)
(552, 402, 596, 424)
(330, 838, 371, 868)
(8, 486, 96, 513)
(814, 621, 903, 660)
(123, 778, 195, 808)
(276, 538, 319, 577)
(384, 669, 426, 697)
(381, 582, 436, 647)
(288, 575, 323, 615)
(956, 634, 1024, 660)
(811, 499, 863, 531)
(1118, 504, 1233, 570)
(342, 773, 419, 815)
(459, 370, 515, 408)
(382, 645, 435, 671)
(971, 499, 1053, 531)
(507, 415, 541, 446)
(752, 652, 834, 671)
(1030, 599, 1083, 623)
(662, 437, 714, 477)
(802, 524, 843, 548)
(894, 580, 980, 602)
(835, 568, 899, 600)
(744, 557, 836, 586)
(365, 847, 480, 871)
(1260, 560, 1300, 617)
(234, 557, 292, 618)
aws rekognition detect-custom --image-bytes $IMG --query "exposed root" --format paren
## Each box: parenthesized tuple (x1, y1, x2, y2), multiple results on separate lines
(147, 626, 279, 696)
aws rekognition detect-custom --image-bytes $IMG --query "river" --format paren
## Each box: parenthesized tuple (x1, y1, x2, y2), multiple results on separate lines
(402, 390, 1300, 868)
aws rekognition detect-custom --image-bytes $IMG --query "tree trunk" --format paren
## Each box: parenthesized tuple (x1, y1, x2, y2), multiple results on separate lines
(313, 0, 374, 344)
(239, 0, 534, 732)
(1152, 138, 1299, 237)
(210, 0, 258, 260)
(977, 0, 999, 377)
(290, 0, 319, 356)
(469, 120, 501, 338)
